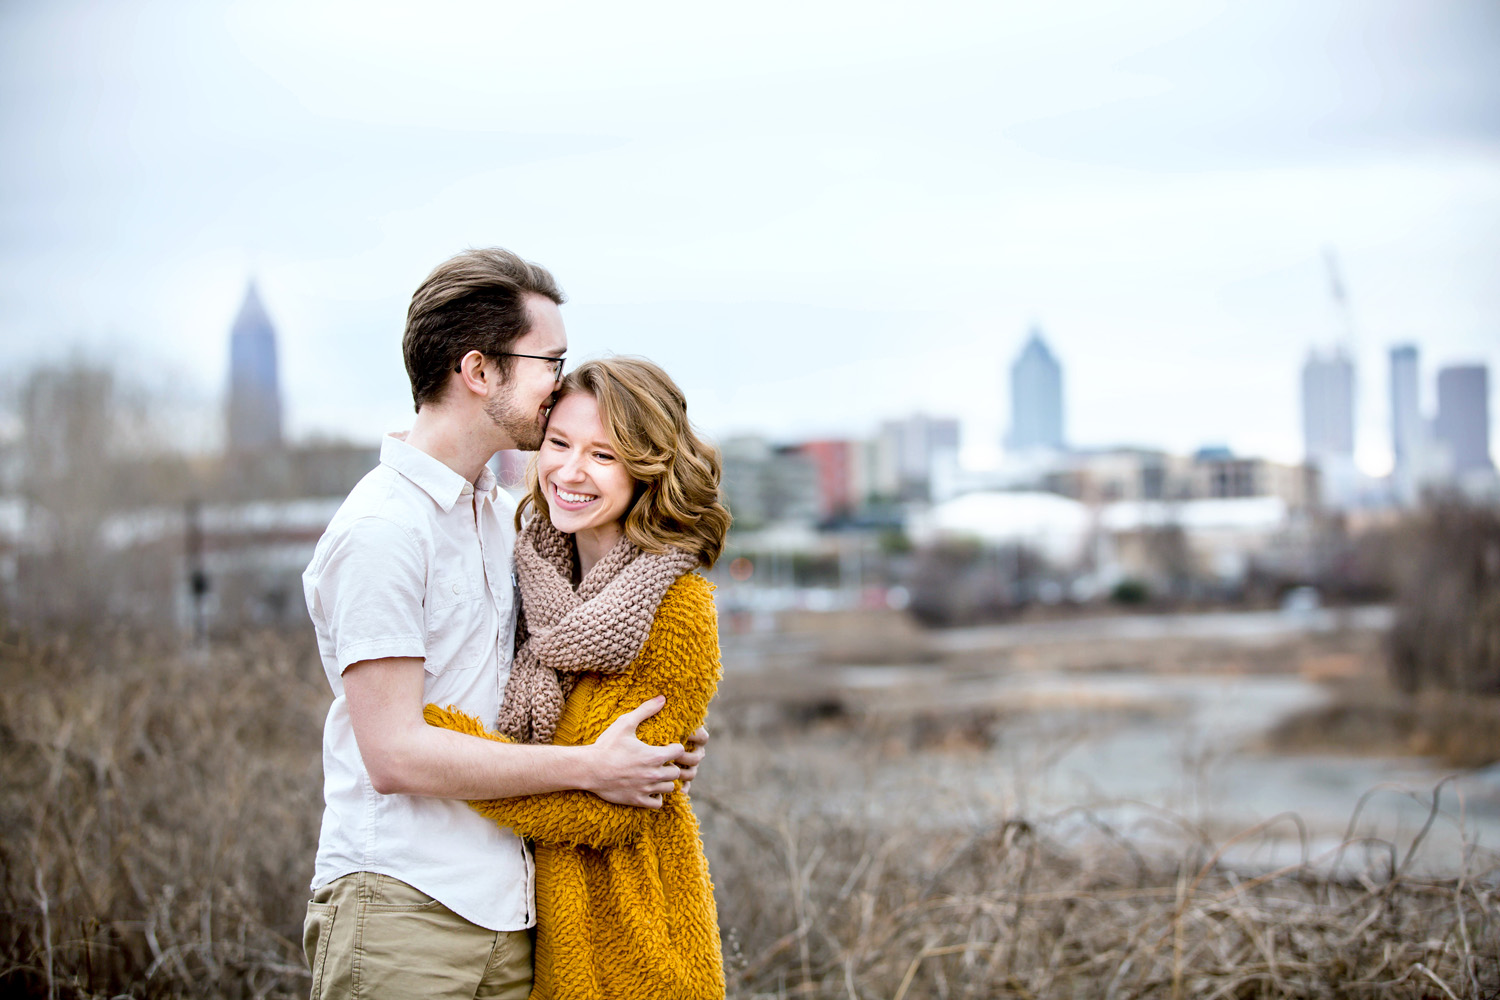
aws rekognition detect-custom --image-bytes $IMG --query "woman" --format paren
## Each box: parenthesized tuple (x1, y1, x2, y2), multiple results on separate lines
(425, 357, 731, 1000)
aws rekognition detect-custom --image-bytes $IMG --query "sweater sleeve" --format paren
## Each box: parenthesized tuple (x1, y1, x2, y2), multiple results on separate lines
(423, 576, 722, 849)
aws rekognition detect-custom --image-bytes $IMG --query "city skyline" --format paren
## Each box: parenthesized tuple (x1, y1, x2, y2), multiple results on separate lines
(1, 1, 1496, 471)
(214, 276, 1493, 500)
(21, 271, 1499, 484)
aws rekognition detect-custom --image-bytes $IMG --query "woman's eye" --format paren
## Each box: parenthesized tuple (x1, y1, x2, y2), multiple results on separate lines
(594, 452, 615, 462)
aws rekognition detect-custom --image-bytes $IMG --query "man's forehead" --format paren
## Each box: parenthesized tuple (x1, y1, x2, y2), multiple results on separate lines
(519, 294, 567, 353)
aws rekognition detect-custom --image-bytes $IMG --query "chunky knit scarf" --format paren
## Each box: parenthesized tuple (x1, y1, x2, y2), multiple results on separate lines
(495, 516, 699, 744)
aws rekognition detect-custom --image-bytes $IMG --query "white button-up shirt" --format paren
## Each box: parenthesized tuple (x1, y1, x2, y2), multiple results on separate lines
(302, 433, 532, 931)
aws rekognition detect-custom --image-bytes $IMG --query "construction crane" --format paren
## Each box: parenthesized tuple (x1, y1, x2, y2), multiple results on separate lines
(1323, 246, 1358, 353)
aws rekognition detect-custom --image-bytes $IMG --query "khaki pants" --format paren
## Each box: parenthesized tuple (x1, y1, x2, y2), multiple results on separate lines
(303, 872, 533, 1000)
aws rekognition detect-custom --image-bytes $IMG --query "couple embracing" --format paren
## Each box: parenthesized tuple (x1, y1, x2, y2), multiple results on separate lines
(300, 248, 729, 999)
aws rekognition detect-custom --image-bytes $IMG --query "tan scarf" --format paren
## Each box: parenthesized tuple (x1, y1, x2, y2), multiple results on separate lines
(495, 516, 699, 744)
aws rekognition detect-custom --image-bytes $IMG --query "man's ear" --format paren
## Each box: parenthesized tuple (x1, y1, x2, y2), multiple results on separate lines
(455, 350, 489, 395)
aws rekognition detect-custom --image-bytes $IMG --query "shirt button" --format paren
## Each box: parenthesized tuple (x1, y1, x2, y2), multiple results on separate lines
(452, 583, 461, 594)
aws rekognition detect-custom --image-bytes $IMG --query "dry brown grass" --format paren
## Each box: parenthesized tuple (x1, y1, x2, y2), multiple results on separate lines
(0, 626, 326, 998)
(2, 626, 1497, 999)
(695, 710, 1500, 1000)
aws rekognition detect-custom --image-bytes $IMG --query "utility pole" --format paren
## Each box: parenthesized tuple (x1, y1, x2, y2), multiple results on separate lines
(185, 499, 210, 644)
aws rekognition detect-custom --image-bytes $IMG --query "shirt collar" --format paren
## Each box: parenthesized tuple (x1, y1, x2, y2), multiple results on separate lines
(380, 433, 497, 513)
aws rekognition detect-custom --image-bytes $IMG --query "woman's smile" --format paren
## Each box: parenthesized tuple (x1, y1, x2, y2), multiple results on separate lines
(552, 485, 600, 508)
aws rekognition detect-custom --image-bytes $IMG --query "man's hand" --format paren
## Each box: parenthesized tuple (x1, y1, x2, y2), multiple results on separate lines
(676, 724, 709, 795)
(584, 697, 683, 808)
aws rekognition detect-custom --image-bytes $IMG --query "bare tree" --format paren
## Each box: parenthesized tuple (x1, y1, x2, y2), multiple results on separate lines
(10, 364, 177, 626)
(1388, 501, 1500, 695)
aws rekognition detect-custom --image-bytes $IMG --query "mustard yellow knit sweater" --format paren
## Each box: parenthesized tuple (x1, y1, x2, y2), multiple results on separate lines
(423, 573, 725, 1000)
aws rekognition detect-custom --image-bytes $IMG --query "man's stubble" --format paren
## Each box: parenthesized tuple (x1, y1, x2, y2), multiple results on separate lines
(484, 381, 548, 452)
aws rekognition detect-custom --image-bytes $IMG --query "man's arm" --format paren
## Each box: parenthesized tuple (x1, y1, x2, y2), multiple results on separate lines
(343, 656, 682, 807)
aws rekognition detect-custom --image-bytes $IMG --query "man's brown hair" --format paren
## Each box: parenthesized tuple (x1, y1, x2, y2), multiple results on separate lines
(402, 248, 566, 411)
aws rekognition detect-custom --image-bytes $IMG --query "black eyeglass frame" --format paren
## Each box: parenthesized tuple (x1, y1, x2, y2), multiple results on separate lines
(453, 352, 566, 381)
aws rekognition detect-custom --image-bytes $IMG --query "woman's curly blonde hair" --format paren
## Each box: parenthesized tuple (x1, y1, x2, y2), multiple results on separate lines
(517, 357, 732, 568)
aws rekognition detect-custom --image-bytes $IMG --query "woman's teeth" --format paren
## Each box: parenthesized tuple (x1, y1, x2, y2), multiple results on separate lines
(556, 487, 596, 504)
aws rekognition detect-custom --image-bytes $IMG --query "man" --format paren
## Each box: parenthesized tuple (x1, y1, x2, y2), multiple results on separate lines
(300, 248, 707, 999)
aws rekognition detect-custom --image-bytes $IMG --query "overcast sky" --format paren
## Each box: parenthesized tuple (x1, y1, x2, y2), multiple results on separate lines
(2, 0, 1497, 471)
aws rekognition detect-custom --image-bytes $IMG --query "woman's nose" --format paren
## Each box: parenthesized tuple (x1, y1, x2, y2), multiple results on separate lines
(558, 451, 587, 481)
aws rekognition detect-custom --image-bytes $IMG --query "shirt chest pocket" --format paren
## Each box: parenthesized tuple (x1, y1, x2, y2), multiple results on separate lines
(425, 570, 493, 677)
(430, 568, 483, 610)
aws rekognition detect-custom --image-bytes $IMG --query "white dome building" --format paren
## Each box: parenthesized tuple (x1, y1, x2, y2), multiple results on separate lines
(909, 490, 1093, 566)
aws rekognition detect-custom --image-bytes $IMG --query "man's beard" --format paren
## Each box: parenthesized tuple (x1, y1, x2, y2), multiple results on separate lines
(484, 385, 546, 451)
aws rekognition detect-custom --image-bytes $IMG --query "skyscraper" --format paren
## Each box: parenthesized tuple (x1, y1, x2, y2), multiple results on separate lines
(1007, 327, 1064, 452)
(1301, 347, 1356, 507)
(1389, 344, 1422, 504)
(226, 280, 284, 452)
(1301, 348, 1355, 463)
(1434, 365, 1492, 474)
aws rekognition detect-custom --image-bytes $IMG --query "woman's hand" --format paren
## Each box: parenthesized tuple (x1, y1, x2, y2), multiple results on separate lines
(674, 724, 709, 794)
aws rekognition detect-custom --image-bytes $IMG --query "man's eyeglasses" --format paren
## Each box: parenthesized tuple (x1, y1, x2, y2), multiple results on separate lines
(455, 352, 566, 382)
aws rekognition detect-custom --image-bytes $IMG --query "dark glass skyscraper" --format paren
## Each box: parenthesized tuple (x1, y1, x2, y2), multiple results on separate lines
(1007, 327, 1064, 452)
(1434, 364, 1492, 474)
(226, 280, 283, 452)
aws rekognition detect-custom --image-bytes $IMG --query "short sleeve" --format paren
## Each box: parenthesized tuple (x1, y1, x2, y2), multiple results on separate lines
(314, 516, 428, 672)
